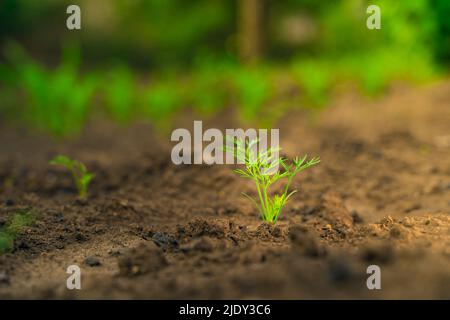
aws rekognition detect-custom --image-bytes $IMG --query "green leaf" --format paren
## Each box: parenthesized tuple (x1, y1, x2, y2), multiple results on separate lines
(81, 173, 95, 187)
(50, 155, 94, 199)
(50, 155, 73, 168)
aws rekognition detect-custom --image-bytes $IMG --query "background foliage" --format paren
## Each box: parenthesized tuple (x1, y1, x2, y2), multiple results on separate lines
(0, 0, 448, 136)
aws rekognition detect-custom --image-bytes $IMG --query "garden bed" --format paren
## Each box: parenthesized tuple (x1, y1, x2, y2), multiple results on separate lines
(0, 81, 449, 299)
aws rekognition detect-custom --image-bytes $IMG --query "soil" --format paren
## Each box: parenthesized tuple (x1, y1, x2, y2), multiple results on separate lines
(0, 81, 449, 299)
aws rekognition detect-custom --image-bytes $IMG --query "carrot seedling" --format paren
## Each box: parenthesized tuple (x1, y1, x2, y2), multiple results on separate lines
(224, 138, 320, 224)
(50, 155, 94, 199)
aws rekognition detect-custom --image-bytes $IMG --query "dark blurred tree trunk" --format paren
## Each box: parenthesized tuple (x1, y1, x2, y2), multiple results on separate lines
(238, 0, 265, 64)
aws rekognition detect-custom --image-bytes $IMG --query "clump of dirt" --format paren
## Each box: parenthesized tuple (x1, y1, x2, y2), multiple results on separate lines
(180, 236, 220, 253)
(320, 193, 354, 230)
(289, 225, 327, 258)
(176, 218, 229, 240)
(118, 242, 168, 277)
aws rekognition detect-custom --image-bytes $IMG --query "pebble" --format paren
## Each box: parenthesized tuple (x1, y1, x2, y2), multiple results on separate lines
(85, 256, 101, 267)
(118, 243, 167, 276)
(152, 232, 179, 251)
(361, 242, 394, 264)
(75, 233, 88, 242)
(351, 210, 364, 224)
(328, 258, 353, 284)
(54, 212, 65, 223)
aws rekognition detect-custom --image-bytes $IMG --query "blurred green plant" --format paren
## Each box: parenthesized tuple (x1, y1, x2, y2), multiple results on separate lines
(188, 64, 229, 116)
(291, 59, 332, 107)
(0, 209, 37, 255)
(348, 49, 436, 96)
(232, 67, 272, 122)
(50, 155, 95, 200)
(116, 0, 233, 67)
(1, 43, 98, 136)
(141, 80, 182, 132)
(0, 0, 446, 137)
(103, 65, 136, 124)
(431, 0, 450, 64)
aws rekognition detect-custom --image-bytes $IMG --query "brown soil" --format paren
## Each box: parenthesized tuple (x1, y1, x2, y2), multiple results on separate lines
(0, 81, 449, 299)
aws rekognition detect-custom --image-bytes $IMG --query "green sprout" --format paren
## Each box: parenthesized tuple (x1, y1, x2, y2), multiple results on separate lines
(50, 155, 94, 199)
(0, 210, 37, 255)
(224, 138, 320, 224)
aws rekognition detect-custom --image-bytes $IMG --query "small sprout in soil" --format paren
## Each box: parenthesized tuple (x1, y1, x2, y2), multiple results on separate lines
(50, 155, 94, 199)
(0, 210, 37, 255)
(224, 137, 320, 224)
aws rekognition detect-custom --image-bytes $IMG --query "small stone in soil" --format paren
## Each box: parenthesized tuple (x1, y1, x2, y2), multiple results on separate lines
(361, 242, 394, 264)
(18, 241, 30, 250)
(152, 232, 179, 251)
(404, 203, 421, 213)
(118, 243, 167, 276)
(108, 249, 125, 257)
(328, 258, 353, 284)
(351, 210, 364, 224)
(75, 233, 88, 242)
(85, 256, 101, 267)
(54, 213, 64, 223)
